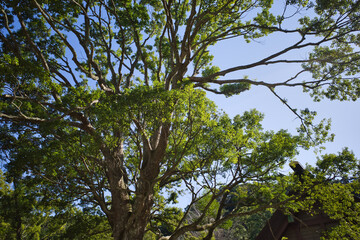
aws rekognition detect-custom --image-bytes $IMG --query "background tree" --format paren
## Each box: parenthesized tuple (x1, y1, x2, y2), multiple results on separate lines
(0, 167, 112, 239)
(1, 0, 360, 239)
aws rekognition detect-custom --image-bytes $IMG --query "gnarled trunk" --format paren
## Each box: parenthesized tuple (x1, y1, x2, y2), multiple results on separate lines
(107, 126, 169, 239)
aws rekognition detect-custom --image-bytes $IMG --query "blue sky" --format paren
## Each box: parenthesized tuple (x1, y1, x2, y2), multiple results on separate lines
(206, 31, 360, 172)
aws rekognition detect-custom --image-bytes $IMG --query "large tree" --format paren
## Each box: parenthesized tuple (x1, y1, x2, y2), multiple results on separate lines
(1, 0, 360, 239)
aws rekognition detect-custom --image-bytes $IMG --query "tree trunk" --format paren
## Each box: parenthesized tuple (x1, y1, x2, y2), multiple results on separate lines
(108, 162, 157, 240)
(107, 126, 169, 239)
(104, 149, 157, 239)
(100, 138, 135, 240)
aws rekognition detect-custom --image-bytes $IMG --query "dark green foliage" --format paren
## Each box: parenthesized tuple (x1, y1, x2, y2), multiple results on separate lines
(0, 170, 112, 239)
(219, 83, 251, 97)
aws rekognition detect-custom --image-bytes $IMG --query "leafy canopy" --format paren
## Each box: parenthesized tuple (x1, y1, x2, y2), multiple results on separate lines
(1, 0, 360, 239)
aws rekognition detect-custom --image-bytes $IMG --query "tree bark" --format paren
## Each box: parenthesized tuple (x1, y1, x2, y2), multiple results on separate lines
(108, 159, 157, 239)
(107, 125, 169, 239)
